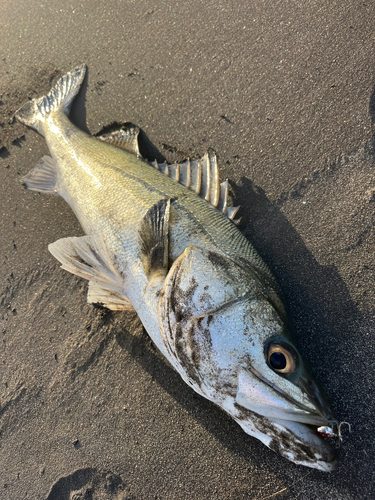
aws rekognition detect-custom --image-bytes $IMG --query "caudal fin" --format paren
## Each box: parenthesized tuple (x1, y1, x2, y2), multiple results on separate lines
(15, 64, 86, 136)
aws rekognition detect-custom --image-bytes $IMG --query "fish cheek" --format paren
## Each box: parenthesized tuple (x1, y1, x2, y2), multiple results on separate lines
(173, 321, 203, 387)
(177, 315, 216, 380)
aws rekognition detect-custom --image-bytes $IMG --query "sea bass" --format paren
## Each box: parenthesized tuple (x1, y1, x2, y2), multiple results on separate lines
(16, 64, 338, 471)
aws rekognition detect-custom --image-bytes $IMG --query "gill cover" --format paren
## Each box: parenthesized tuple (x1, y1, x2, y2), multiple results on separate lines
(158, 245, 287, 394)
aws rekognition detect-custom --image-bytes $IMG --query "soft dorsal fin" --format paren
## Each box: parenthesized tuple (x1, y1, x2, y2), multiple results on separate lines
(151, 153, 240, 224)
(97, 124, 140, 156)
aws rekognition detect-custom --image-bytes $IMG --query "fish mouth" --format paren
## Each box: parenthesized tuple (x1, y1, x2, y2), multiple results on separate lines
(242, 365, 334, 426)
(265, 418, 337, 471)
(236, 365, 334, 426)
(235, 365, 337, 470)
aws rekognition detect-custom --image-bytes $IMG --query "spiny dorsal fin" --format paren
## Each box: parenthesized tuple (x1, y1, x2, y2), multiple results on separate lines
(151, 153, 240, 224)
(97, 124, 140, 156)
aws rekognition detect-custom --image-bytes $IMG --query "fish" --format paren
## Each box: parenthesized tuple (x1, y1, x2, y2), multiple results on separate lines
(15, 64, 338, 471)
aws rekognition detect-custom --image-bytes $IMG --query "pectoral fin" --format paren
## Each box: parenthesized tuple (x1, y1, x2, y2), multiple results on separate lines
(48, 235, 124, 295)
(139, 199, 171, 280)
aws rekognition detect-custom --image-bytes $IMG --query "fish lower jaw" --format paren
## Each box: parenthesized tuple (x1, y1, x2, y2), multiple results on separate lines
(233, 413, 337, 472)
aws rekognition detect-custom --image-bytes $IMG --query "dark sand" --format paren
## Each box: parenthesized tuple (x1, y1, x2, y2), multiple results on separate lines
(1, 1, 374, 498)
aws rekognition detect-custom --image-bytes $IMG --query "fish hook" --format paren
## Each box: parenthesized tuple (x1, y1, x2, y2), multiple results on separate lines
(317, 421, 352, 445)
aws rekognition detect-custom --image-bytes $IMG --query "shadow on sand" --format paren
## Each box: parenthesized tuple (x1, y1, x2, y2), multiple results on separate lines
(65, 75, 374, 497)
(114, 133, 373, 496)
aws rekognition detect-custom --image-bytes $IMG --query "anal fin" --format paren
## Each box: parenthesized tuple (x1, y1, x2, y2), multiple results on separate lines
(48, 235, 124, 294)
(88, 281, 135, 311)
(21, 156, 58, 194)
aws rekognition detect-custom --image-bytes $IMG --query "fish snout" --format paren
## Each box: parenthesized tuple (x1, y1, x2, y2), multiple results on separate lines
(296, 375, 335, 423)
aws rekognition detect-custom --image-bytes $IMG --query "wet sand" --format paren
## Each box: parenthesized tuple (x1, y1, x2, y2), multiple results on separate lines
(1, 1, 374, 498)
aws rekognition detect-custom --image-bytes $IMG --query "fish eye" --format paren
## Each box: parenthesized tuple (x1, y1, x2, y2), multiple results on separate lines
(267, 343, 297, 374)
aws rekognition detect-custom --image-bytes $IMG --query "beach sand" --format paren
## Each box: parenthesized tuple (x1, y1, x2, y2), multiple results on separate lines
(0, 1, 374, 498)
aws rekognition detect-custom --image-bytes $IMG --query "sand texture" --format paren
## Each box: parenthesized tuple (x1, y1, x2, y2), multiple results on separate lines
(0, 1, 374, 498)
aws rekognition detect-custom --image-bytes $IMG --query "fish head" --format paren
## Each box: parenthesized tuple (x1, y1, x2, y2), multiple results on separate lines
(158, 246, 337, 470)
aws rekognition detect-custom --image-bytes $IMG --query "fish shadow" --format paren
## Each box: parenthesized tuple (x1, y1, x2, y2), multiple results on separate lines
(228, 176, 374, 493)
(110, 153, 374, 497)
(368, 84, 375, 125)
(68, 74, 373, 493)
(69, 64, 89, 134)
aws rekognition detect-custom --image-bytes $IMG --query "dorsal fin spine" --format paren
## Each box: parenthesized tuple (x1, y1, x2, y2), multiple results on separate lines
(186, 161, 191, 188)
(202, 154, 211, 201)
(159, 163, 169, 175)
(190, 160, 201, 194)
(210, 156, 220, 207)
(179, 160, 191, 188)
(227, 206, 240, 220)
(217, 180, 228, 213)
(169, 163, 180, 182)
(149, 153, 240, 222)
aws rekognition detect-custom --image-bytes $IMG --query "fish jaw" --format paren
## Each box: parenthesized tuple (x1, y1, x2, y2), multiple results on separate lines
(235, 366, 332, 426)
(232, 367, 337, 470)
(233, 409, 337, 471)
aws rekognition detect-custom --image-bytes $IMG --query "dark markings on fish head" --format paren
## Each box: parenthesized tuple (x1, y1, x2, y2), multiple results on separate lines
(169, 273, 205, 386)
(207, 251, 232, 274)
(268, 435, 316, 463)
(173, 322, 202, 387)
(159, 247, 262, 394)
(233, 403, 336, 468)
(169, 271, 197, 322)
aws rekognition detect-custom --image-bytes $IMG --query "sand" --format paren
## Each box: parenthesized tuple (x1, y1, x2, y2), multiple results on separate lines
(0, 0, 374, 498)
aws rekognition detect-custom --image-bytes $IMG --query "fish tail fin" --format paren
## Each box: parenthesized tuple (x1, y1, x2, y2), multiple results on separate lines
(15, 64, 86, 136)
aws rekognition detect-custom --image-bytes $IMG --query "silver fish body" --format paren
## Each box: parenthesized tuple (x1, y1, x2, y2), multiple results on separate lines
(16, 64, 338, 471)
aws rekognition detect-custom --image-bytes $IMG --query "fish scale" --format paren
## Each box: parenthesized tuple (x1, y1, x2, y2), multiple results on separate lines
(48, 110, 268, 279)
